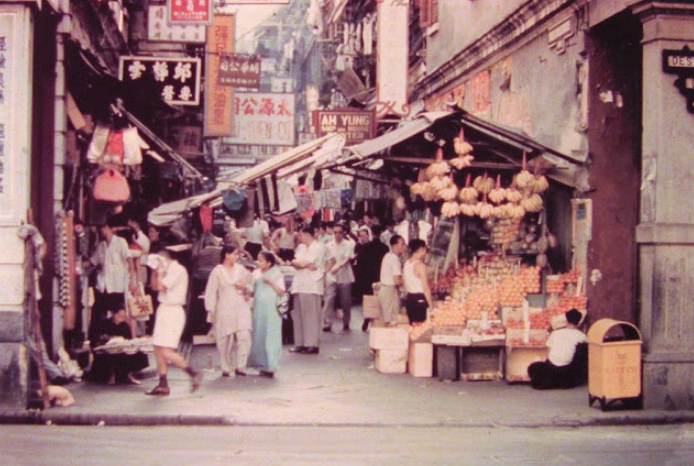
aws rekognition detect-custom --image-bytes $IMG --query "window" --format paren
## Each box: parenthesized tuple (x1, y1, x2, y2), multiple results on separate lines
(419, 0, 439, 28)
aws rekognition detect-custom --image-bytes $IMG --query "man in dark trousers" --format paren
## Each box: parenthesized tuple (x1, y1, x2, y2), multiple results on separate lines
(360, 224, 390, 331)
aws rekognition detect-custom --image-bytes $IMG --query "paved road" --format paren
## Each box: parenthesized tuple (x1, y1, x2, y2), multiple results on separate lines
(2, 425, 693, 466)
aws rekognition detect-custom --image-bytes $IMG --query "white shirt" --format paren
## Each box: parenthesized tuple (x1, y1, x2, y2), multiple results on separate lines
(403, 260, 424, 294)
(546, 328, 587, 367)
(158, 260, 189, 306)
(326, 239, 355, 284)
(291, 240, 332, 295)
(92, 236, 130, 294)
(245, 219, 269, 244)
(380, 252, 402, 286)
(380, 230, 393, 246)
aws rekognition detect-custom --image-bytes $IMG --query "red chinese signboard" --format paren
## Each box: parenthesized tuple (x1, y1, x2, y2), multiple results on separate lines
(313, 109, 375, 145)
(168, 0, 213, 25)
(218, 54, 261, 89)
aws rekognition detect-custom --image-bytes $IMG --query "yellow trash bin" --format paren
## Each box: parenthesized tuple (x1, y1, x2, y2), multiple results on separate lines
(587, 319, 642, 411)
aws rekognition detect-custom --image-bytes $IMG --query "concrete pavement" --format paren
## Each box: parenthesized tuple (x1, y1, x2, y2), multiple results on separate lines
(2, 309, 693, 427)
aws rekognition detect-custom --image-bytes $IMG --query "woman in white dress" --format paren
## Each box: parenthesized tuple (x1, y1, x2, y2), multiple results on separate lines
(204, 245, 252, 377)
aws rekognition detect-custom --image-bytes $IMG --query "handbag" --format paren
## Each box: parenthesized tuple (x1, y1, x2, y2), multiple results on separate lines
(277, 293, 290, 317)
(93, 168, 131, 203)
(126, 285, 154, 319)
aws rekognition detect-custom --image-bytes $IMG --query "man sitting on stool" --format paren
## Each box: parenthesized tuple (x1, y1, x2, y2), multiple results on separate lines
(528, 308, 587, 390)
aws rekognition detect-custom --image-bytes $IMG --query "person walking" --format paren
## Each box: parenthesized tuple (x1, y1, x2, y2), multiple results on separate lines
(378, 234, 406, 326)
(248, 252, 286, 378)
(145, 248, 202, 395)
(204, 244, 253, 377)
(290, 225, 333, 355)
(402, 239, 433, 325)
(323, 223, 355, 333)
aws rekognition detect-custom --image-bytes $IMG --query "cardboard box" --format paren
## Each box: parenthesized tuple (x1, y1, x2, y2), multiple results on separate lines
(375, 348, 408, 374)
(368, 324, 410, 350)
(408, 342, 433, 377)
(362, 295, 382, 319)
(505, 345, 548, 382)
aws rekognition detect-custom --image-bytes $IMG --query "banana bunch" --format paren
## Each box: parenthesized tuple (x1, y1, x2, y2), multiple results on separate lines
(430, 176, 452, 191)
(520, 193, 543, 213)
(425, 161, 449, 179)
(410, 182, 426, 196)
(441, 201, 460, 218)
(514, 169, 534, 189)
(473, 173, 494, 194)
(458, 174, 478, 203)
(509, 204, 526, 219)
(453, 130, 473, 155)
(505, 187, 523, 203)
(437, 183, 459, 201)
(476, 201, 494, 219)
(459, 202, 476, 217)
(421, 183, 438, 202)
(450, 154, 474, 170)
(488, 174, 506, 204)
(529, 174, 549, 193)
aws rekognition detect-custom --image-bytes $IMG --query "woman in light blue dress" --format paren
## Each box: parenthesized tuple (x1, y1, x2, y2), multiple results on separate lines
(248, 251, 286, 378)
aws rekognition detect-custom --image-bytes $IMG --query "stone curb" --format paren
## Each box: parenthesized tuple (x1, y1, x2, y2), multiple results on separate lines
(2, 409, 694, 427)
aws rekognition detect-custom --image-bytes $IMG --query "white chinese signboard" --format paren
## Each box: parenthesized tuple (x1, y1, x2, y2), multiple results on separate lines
(223, 92, 295, 146)
(0, 6, 31, 226)
(118, 56, 202, 106)
(376, 0, 410, 118)
(148, 6, 206, 43)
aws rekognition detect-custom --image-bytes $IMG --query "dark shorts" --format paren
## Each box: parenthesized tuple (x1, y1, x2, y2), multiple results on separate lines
(278, 248, 295, 261)
(404, 293, 428, 323)
(245, 242, 262, 260)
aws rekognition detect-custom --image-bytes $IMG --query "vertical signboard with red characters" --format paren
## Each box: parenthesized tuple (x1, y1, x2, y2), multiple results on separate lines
(168, 0, 213, 25)
(204, 14, 235, 136)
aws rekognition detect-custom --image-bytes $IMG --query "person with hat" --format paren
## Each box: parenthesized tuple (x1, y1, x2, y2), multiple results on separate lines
(528, 308, 588, 390)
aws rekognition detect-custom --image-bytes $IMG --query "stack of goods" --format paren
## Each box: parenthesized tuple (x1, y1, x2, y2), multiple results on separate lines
(504, 307, 550, 346)
(466, 320, 506, 343)
(369, 323, 410, 374)
(544, 268, 587, 327)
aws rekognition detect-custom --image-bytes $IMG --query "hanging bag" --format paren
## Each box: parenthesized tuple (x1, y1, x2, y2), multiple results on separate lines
(92, 168, 131, 203)
(126, 285, 154, 320)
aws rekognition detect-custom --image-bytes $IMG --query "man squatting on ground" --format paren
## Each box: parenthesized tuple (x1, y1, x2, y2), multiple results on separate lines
(145, 248, 202, 395)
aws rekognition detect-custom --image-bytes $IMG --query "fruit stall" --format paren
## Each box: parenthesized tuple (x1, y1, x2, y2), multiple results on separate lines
(366, 120, 587, 382)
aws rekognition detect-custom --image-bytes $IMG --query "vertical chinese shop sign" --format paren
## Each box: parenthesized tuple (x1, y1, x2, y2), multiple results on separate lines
(204, 14, 235, 136)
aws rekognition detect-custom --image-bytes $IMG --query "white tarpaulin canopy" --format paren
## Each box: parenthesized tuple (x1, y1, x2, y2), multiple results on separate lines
(148, 133, 346, 226)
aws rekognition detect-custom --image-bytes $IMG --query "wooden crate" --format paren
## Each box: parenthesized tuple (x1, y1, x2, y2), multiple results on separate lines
(375, 348, 408, 374)
(435, 345, 460, 381)
(409, 342, 433, 378)
(368, 323, 409, 350)
(362, 295, 382, 319)
(460, 345, 504, 381)
(505, 345, 548, 382)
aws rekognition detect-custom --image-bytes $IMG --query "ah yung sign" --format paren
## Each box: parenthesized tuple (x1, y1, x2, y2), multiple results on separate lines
(314, 110, 375, 145)
(663, 45, 694, 114)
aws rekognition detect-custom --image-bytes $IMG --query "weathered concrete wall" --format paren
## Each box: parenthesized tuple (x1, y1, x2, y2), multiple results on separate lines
(428, 0, 526, 72)
(0, 4, 34, 406)
(635, 6, 694, 410)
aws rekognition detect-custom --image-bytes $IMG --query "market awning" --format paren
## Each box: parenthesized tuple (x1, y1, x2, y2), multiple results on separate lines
(148, 133, 346, 226)
(346, 112, 453, 159)
(337, 109, 586, 190)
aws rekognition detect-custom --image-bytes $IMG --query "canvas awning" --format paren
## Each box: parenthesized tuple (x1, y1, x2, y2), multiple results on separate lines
(148, 133, 346, 226)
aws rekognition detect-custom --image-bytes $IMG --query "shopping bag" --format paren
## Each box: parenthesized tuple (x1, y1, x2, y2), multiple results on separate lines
(92, 168, 131, 203)
(126, 286, 154, 319)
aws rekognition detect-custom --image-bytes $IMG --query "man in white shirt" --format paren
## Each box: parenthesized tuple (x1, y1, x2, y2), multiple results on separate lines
(243, 216, 270, 260)
(528, 308, 587, 390)
(378, 234, 406, 325)
(290, 225, 334, 355)
(87, 223, 135, 343)
(323, 223, 355, 333)
(145, 249, 202, 395)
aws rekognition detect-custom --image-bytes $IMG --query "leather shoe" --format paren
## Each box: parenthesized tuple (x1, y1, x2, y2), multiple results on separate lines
(322, 326, 332, 333)
(289, 346, 306, 353)
(259, 370, 274, 378)
(234, 369, 247, 377)
(145, 385, 170, 396)
(221, 371, 230, 378)
(303, 347, 319, 355)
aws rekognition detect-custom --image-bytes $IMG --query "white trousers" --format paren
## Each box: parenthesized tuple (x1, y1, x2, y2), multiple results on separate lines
(215, 328, 252, 373)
